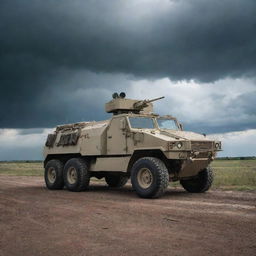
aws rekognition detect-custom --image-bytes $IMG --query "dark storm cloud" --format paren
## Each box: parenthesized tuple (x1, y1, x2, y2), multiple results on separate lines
(1, 0, 256, 80)
(0, 0, 256, 128)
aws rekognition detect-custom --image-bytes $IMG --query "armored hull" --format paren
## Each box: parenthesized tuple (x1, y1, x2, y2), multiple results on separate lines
(43, 93, 221, 198)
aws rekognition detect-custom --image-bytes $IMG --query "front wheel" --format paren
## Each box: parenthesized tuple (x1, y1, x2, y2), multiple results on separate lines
(131, 157, 169, 198)
(180, 166, 214, 193)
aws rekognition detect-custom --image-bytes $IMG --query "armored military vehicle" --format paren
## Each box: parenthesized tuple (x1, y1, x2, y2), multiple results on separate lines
(43, 92, 221, 198)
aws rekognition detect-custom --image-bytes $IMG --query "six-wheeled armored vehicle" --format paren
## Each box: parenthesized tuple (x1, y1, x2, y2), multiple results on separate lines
(44, 93, 221, 198)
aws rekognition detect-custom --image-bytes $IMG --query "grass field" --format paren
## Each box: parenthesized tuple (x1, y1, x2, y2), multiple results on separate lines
(212, 159, 256, 191)
(0, 162, 43, 176)
(0, 160, 255, 191)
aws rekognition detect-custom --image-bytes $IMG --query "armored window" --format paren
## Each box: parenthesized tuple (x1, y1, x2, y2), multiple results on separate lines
(157, 118, 178, 130)
(129, 117, 154, 129)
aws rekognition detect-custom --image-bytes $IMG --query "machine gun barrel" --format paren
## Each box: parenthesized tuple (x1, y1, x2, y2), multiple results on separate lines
(145, 96, 165, 103)
(134, 96, 165, 110)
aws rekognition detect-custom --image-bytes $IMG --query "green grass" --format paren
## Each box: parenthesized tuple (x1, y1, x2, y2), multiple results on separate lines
(0, 162, 43, 176)
(0, 160, 255, 191)
(211, 160, 256, 191)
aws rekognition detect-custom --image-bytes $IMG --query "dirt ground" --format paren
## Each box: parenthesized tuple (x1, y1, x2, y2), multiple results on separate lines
(0, 176, 255, 256)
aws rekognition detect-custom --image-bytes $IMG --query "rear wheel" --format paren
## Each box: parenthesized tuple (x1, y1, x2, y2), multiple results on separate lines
(44, 159, 64, 190)
(180, 166, 213, 193)
(131, 157, 169, 198)
(105, 174, 128, 188)
(64, 158, 90, 192)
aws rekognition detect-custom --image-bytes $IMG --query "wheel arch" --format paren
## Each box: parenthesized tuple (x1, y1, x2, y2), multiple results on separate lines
(44, 153, 82, 167)
(127, 149, 169, 174)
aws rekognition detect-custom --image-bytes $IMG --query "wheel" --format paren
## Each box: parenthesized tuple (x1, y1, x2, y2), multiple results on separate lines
(105, 174, 129, 188)
(63, 158, 90, 192)
(44, 159, 64, 190)
(180, 166, 214, 193)
(131, 157, 169, 198)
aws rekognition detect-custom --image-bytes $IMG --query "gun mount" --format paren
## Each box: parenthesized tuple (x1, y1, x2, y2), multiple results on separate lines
(105, 92, 164, 115)
(133, 96, 165, 111)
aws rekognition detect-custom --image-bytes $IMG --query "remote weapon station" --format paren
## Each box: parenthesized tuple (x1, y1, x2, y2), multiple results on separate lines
(44, 93, 221, 198)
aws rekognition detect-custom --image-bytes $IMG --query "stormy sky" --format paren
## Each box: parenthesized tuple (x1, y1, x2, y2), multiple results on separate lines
(0, 0, 256, 159)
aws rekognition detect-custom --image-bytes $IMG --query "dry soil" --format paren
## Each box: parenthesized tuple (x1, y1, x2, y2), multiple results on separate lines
(0, 176, 255, 256)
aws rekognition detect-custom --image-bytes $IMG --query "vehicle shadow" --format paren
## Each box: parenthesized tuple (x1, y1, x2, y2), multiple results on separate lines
(87, 183, 189, 199)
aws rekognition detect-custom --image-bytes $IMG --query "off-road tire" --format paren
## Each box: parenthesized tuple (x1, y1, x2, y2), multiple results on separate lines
(180, 166, 214, 193)
(44, 159, 64, 190)
(131, 157, 169, 198)
(105, 174, 129, 188)
(63, 158, 90, 192)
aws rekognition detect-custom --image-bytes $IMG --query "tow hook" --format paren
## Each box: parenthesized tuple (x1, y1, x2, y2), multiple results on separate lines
(190, 151, 200, 161)
(193, 151, 200, 157)
(189, 157, 194, 163)
(188, 151, 200, 162)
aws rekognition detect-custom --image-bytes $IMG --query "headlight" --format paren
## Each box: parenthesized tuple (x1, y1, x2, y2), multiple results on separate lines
(168, 141, 184, 150)
(177, 142, 183, 149)
(215, 142, 221, 150)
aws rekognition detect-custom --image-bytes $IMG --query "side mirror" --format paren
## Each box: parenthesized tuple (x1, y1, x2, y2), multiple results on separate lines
(179, 123, 184, 131)
(120, 119, 126, 130)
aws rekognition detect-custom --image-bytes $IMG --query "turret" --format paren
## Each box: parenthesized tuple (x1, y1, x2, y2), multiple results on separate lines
(105, 92, 164, 115)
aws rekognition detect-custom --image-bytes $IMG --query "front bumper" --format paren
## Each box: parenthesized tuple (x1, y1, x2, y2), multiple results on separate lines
(164, 150, 218, 161)
(165, 140, 221, 160)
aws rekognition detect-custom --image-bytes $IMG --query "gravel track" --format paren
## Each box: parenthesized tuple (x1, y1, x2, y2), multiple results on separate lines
(0, 176, 255, 256)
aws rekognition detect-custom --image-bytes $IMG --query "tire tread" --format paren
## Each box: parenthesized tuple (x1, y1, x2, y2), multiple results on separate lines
(64, 158, 90, 192)
(131, 157, 169, 198)
(105, 175, 128, 188)
(44, 159, 64, 190)
(180, 166, 214, 193)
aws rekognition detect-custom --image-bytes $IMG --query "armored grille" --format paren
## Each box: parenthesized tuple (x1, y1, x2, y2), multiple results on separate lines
(197, 152, 210, 158)
(57, 131, 81, 146)
(191, 141, 212, 151)
(45, 133, 57, 147)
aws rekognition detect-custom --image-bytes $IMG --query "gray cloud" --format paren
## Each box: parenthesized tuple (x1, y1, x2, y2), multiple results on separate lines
(128, 77, 256, 133)
(1, 0, 255, 79)
(0, 0, 256, 129)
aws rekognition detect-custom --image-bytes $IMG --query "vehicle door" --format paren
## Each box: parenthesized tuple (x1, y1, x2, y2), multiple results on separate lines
(107, 116, 127, 155)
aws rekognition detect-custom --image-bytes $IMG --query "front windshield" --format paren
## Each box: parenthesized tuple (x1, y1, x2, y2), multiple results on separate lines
(157, 118, 178, 130)
(129, 117, 155, 129)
